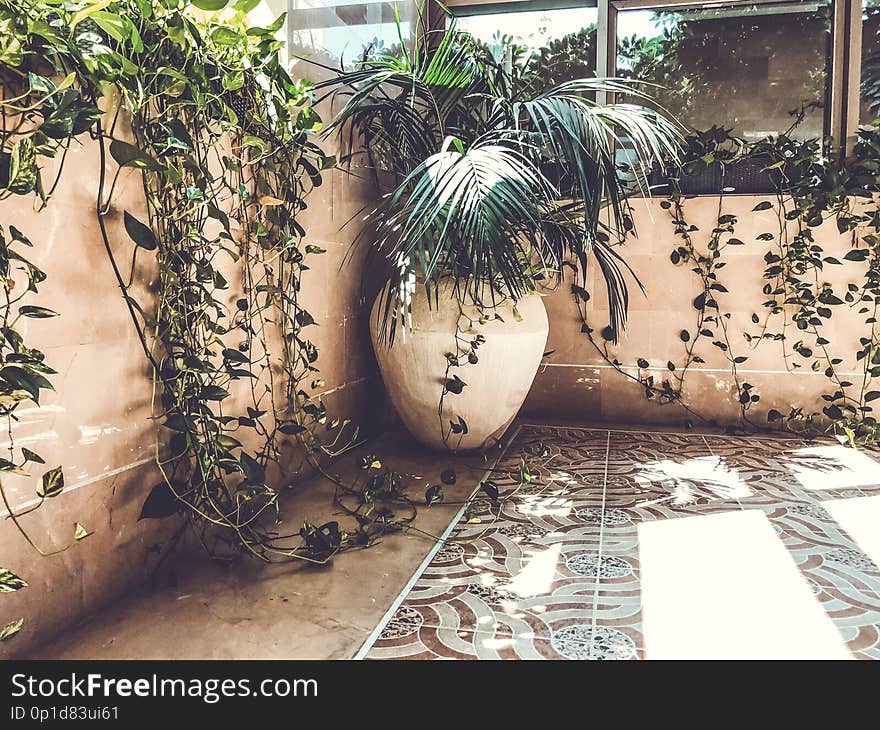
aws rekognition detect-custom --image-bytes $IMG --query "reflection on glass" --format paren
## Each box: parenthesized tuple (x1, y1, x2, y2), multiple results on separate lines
(862, 0, 880, 124)
(453, 5, 598, 88)
(288, 0, 413, 75)
(616, 1, 832, 141)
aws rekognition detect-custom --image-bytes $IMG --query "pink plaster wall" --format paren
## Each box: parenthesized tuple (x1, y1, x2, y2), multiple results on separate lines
(524, 195, 867, 430)
(0, 106, 380, 657)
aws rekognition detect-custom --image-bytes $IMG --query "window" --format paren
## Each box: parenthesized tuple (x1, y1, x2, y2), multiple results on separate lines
(450, 2, 599, 87)
(615, 1, 833, 142)
(288, 0, 414, 71)
(862, 0, 880, 123)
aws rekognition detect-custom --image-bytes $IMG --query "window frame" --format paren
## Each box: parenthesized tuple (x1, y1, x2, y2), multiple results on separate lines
(441, 0, 866, 154)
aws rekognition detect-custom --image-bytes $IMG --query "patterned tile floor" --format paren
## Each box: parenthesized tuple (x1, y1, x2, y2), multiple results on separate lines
(361, 424, 880, 660)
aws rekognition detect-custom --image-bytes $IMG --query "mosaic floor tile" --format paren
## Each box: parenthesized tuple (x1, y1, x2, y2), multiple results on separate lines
(362, 424, 880, 660)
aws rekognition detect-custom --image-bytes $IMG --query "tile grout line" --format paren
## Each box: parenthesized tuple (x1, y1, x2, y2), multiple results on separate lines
(700, 434, 747, 511)
(588, 429, 612, 659)
(353, 424, 524, 660)
(518, 421, 832, 443)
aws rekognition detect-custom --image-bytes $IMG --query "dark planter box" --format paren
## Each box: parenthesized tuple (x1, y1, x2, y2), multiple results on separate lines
(649, 155, 783, 196)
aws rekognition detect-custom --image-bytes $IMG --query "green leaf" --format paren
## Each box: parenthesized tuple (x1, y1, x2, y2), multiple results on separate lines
(0, 568, 27, 593)
(425, 484, 443, 506)
(92, 10, 128, 42)
(123, 211, 158, 250)
(109, 140, 161, 170)
(211, 27, 241, 46)
(18, 305, 58, 318)
(73, 523, 91, 541)
(752, 201, 773, 211)
(239, 453, 265, 484)
(0, 618, 23, 642)
(445, 375, 466, 394)
(38, 466, 64, 499)
(480, 480, 499, 502)
(71, 0, 113, 27)
(279, 423, 306, 435)
(201, 385, 229, 401)
(21, 448, 44, 464)
(233, 0, 261, 10)
(192, 0, 230, 9)
(139, 482, 180, 520)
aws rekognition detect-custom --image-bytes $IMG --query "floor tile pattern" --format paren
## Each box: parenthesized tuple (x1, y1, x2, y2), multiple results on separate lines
(363, 425, 880, 660)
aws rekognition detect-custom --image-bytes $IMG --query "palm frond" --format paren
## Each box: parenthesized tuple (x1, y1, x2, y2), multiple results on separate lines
(317, 21, 683, 343)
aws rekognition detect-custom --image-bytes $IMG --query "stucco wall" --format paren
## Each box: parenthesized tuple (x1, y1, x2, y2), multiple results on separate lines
(524, 194, 865, 429)
(0, 110, 380, 658)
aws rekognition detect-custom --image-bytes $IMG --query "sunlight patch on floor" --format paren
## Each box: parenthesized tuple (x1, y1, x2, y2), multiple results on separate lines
(639, 510, 852, 659)
(822, 495, 880, 573)
(787, 445, 880, 491)
(507, 543, 562, 598)
(635, 455, 752, 503)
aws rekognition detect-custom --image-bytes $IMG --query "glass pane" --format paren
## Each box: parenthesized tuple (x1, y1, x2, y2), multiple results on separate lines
(288, 0, 414, 73)
(616, 1, 832, 141)
(862, 0, 880, 124)
(453, 5, 598, 88)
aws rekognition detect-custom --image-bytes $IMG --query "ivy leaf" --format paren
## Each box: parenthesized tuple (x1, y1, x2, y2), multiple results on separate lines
(0, 568, 27, 593)
(73, 523, 91, 541)
(37, 466, 64, 499)
(752, 201, 773, 211)
(239, 453, 265, 484)
(425, 484, 443, 506)
(71, 0, 113, 27)
(445, 375, 466, 394)
(18, 305, 58, 318)
(279, 422, 306, 435)
(192, 0, 230, 9)
(139, 482, 180, 520)
(92, 10, 128, 42)
(123, 211, 158, 250)
(233, 0, 261, 10)
(0, 618, 23, 642)
(480, 480, 499, 502)
(212, 27, 241, 46)
(21, 448, 44, 464)
(109, 140, 161, 170)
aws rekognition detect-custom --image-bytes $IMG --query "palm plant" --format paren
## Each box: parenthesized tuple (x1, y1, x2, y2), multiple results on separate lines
(315, 19, 682, 342)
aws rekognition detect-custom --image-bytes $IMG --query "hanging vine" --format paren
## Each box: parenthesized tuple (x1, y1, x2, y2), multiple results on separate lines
(575, 123, 880, 447)
(0, 0, 524, 643)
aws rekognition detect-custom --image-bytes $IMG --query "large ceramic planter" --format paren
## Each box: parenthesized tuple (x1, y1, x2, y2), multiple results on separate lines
(369, 280, 549, 452)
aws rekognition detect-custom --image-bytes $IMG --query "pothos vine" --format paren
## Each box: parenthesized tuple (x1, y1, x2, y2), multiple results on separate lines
(5, 1, 880, 650)
(0, 0, 542, 646)
(577, 123, 880, 448)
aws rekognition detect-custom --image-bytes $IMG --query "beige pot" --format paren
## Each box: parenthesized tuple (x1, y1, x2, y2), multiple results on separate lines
(369, 280, 549, 452)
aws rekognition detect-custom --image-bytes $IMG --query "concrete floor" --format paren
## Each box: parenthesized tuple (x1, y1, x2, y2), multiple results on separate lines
(31, 429, 501, 659)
